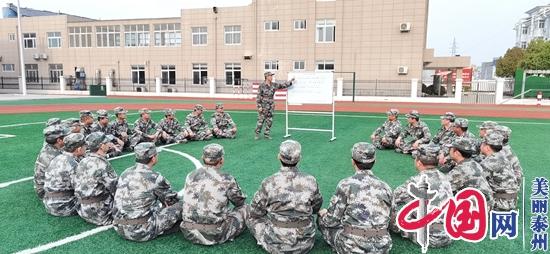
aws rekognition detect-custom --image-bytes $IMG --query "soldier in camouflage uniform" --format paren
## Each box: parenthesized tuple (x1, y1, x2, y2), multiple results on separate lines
(129, 108, 161, 150)
(157, 109, 184, 144)
(491, 125, 523, 182)
(477, 121, 498, 138)
(181, 104, 212, 141)
(80, 110, 95, 137)
(211, 103, 237, 139)
(432, 112, 456, 146)
(255, 72, 295, 140)
(395, 110, 431, 154)
(73, 132, 118, 225)
(62, 118, 82, 133)
(110, 107, 132, 151)
(480, 132, 519, 211)
(446, 137, 494, 210)
(318, 142, 393, 254)
(34, 125, 70, 199)
(391, 144, 453, 248)
(247, 140, 323, 254)
(46, 118, 61, 127)
(113, 142, 182, 242)
(92, 109, 123, 157)
(43, 133, 87, 216)
(180, 144, 248, 245)
(371, 109, 401, 149)
(438, 118, 478, 173)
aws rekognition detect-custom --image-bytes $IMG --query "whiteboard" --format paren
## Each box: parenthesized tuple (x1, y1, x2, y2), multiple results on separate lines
(287, 72, 334, 105)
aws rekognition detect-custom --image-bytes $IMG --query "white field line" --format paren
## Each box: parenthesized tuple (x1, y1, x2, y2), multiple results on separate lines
(0, 142, 179, 189)
(14, 225, 113, 254)
(12, 147, 200, 254)
(0, 134, 16, 139)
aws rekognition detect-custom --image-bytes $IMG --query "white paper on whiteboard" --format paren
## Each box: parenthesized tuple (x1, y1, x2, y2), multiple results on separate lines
(287, 72, 334, 105)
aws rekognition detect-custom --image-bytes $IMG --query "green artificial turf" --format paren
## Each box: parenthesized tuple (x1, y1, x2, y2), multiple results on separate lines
(0, 107, 548, 253)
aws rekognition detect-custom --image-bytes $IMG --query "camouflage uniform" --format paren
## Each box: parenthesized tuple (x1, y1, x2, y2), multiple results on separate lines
(43, 133, 86, 216)
(255, 72, 294, 138)
(80, 110, 94, 137)
(34, 125, 69, 199)
(432, 112, 456, 146)
(371, 109, 401, 149)
(113, 142, 182, 242)
(480, 132, 519, 211)
(157, 109, 183, 144)
(183, 105, 212, 141)
(396, 110, 431, 154)
(439, 118, 477, 173)
(391, 144, 453, 248)
(73, 132, 118, 225)
(180, 144, 248, 245)
(446, 138, 494, 209)
(110, 107, 132, 150)
(46, 118, 61, 127)
(248, 140, 323, 254)
(211, 104, 237, 139)
(129, 108, 161, 149)
(492, 126, 523, 182)
(318, 143, 393, 254)
(62, 118, 81, 133)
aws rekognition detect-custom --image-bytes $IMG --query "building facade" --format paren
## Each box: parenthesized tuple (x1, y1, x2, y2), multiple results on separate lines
(514, 4, 550, 49)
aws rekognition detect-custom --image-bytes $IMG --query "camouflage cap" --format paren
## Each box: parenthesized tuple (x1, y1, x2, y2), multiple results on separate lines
(386, 108, 399, 116)
(440, 112, 456, 121)
(413, 143, 440, 164)
(63, 133, 86, 152)
(492, 125, 512, 139)
(279, 140, 301, 164)
(134, 142, 158, 161)
(264, 71, 275, 77)
(446, 137, 477, 154)
(43, 125, 71, 140)
(453, 118, 469, 128)
(477, 121, 498, 130)
(351, 142, 376, 164)
(45, 118, 61, 127)
(61, 118, 81, 129)
(96, 109, 109, 118)
(482, 132, 504, 146)
(193, 104, 205, 111)
(203, 143, 224, 164)
(164, 108, 175, 116)
(215, 103, 224, 110)
(85, 132, 113, 151)
(79, 110, 93, 118)
(113, 106, 128, 115)
(139, 108, 151, 115)
(405, 110, 420, 119)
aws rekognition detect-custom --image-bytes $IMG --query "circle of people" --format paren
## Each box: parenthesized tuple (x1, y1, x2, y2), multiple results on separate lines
(34, 106, 522, 254)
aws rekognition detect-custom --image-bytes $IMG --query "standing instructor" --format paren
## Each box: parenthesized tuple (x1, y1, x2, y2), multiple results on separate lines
(255, 71, 295, 140)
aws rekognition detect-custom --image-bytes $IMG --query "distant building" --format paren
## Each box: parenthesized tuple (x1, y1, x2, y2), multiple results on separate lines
(478, 58, 497, 80)
(514, 4, 550, 49)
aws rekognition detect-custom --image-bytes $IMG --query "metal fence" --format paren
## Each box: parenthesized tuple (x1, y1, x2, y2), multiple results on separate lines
(343, 79, 411, 97)
(462, 80, 497, 104)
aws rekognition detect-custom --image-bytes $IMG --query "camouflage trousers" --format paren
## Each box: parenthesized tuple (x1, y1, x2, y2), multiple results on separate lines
(34, 183, 45, 200)
(77, 194, 114, 226)
(373, 136, 397, 149)
(158, 132, 178, 144)
(114, 202, 183, 242)
(318, 221, 392, 254)
(395, 139, 426, 154)
(180, 205, 248, 245)
(213, 127, 237, 139)
(128, 134, 157, 150)
(493, 195, 518, 211)
(255, 109, 274, 137)
(247, 217, 316, 254)
(187, 128, 213, 141)
(43, 194, 78, 217)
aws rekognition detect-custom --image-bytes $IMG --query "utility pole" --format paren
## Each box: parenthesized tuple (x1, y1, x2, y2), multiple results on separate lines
(17, 0, 27, 96)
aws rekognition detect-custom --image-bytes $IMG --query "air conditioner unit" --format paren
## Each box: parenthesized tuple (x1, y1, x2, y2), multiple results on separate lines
(40, 53, 48, 60)
(398, 66, 408, 75)
(32, 54, 40, 60)
(400, 22, 411, 32)
(243, 55, 252, 60)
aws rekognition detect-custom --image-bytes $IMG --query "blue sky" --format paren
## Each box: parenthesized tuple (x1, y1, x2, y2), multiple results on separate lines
(2, 0, 548, 65)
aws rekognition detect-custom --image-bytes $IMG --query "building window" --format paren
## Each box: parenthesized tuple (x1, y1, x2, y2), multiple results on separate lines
(69, 26, 92, 48)
(131, 65, 146, 84)
(294, 20, 307, 30)
(8, 33, 15, 41)
(25, 64, 39, 83)
(225, 63, 241, 85)
(521, 42, 527, 49)
(316, 19, 335, 43)
(264, 60, 279, 71)
(191, 27, 208, 46)
(23, 33, 36, 49)
(49, 64, 63, 83)
(2, 64, 15, 72)
(264, 20, 280, 31)
(539, 19, 546, 29)
(224, 25, 241, 45)
(522, 26, 529, 34)
(124, 24, 150, 47)
(96, 25, 121, 47)
(47, 32, 62, 48)
(293, 60, 305, 71)
(192, 63, 208, 85)
(161, 65, 176, 85)
(154, 23, 181, 47)
(316, 60, 335, 70)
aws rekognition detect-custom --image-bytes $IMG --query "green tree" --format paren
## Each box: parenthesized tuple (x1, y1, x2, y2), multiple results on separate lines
(520, 39, 550, 70)
(495, 47, 524, 77)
